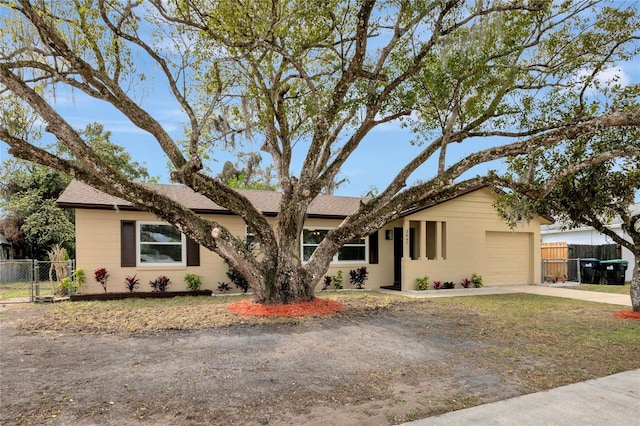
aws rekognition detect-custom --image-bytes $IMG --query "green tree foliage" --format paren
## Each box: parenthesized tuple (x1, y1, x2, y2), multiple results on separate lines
(0, 122, 154, 259)
(1, 1, 639, 304)
(495, 126, 640, 311)
(0, 160, 74, 259)
(74, 123, 155, 183)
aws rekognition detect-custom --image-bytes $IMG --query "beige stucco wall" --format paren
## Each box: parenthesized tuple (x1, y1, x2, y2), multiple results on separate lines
(74, 187, 546, 294)
(303, 218, 388, 291)
(74, 210, 378, 294)
(75, 209, 250, 294)
(383, 188, 547, 290)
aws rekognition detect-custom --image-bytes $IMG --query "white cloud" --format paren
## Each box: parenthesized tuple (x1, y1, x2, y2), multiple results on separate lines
(574, 66, 631, 91)
(592, 67, 630, 86)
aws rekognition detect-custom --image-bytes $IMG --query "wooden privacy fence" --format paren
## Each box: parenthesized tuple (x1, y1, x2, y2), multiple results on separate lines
(568, 244, 621, 260)
(541, 242, 568, 260)
(541, 242, 621, 282)
(541, 243, 569, 281)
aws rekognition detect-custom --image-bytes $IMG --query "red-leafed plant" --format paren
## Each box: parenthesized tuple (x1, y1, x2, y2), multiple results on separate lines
(460, 278, 472, 288)
(124, 275, 140, 292)
(149, 275, 171, 292)
(442, 281, 455, 289)
(321, 275, 332, 291)
(349, 266, 368, 289)
(94, 268, 109, 293)
(432, 280, 442, 290)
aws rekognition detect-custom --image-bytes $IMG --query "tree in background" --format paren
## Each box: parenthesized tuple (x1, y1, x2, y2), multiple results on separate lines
(1, 1, 639, 304)
(0, 122, 153, 259)
(0, 160, 74, 259)
(216, 152, 277, 190)
(495, 124, 640, 311)
(74, 123, 154, 183)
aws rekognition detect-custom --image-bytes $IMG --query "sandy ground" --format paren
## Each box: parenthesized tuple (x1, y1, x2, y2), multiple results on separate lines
(1, 301, 533, 425)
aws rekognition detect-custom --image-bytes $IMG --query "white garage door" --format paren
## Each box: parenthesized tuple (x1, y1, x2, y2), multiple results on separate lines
(485, 231, 533, 285)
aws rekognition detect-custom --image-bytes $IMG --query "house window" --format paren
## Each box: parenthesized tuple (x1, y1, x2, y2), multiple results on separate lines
(245, 226, 257, 246)
(302, 229, 328, 261)
(121, 221, 199, 267)
(138, 222, 185, 265)
(302, 228, 367, 263)
(338, 236, 367, 261)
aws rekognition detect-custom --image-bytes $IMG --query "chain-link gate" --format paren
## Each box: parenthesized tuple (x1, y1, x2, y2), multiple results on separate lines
(32, 260, 75, 302)
(0, 259, 74, 302)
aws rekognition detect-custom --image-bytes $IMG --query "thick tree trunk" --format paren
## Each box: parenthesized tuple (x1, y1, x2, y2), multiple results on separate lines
(631, 255, 640, 312)
(253, 248, 315, 305)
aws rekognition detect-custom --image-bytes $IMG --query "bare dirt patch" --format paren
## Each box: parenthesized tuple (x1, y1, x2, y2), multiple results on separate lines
(2, 293, 639, 425)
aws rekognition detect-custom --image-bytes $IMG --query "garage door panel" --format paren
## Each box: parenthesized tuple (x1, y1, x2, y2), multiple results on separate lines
(485, 232, 532, 285)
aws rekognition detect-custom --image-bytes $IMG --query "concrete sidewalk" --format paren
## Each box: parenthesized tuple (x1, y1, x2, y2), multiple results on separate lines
(404, 369, 640, 426)
(504, 284, 632, 306)
(389, 284, 632, 307)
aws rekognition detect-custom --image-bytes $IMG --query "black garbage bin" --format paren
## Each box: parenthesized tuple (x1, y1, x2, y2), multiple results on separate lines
(600, 259, 628, 285)
(579, 258, 601, 284)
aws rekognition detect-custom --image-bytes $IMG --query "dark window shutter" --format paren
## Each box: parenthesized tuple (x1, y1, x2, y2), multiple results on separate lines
(121, 221, 136, 267)
(186, 237, 200, 266)
(369, 231, 379, 264)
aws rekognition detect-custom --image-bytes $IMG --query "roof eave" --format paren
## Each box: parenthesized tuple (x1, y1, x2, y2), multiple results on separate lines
(57, 201, 350, 220)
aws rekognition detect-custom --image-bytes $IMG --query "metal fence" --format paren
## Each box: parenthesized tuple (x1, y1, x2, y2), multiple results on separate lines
(0, 259, 74, 301)
(541, 258, 581, 283)
(0, 259, 34, 284)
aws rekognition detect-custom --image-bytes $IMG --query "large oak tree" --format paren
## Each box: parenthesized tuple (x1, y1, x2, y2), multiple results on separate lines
(1, 0, 639, 304)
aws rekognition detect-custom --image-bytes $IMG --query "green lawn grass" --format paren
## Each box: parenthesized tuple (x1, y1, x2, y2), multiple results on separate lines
(574, 283, 631, 295)
(0, 281, 56, 299)
(0, 281, 31, 299)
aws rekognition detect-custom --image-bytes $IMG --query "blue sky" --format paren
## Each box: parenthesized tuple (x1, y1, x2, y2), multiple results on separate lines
(1, 81, 512, 197)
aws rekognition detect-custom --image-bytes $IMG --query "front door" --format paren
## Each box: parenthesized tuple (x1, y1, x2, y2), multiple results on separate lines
(393, 227, 403, 285)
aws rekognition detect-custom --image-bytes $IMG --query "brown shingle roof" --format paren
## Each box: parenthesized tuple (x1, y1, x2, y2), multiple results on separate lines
(57, 180, 364, 218)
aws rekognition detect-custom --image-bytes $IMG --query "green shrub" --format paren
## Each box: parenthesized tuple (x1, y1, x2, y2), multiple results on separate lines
(416, 276, 430, 291)
(57, 268, 85, 296)
(332, 270, 344, 290)
(56, 277, 73, 296)
(471, 273, 483, 288)
(73, 268, 86, 291)
(184, 273, 202, 291)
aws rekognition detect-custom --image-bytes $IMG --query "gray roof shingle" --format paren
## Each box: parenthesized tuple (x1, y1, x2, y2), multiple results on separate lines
(57, 180, 364, 218)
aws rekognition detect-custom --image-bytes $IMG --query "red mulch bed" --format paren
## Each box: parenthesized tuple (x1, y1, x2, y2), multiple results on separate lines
(227, 298, 343, 317)
(613, 311, 640, 320)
